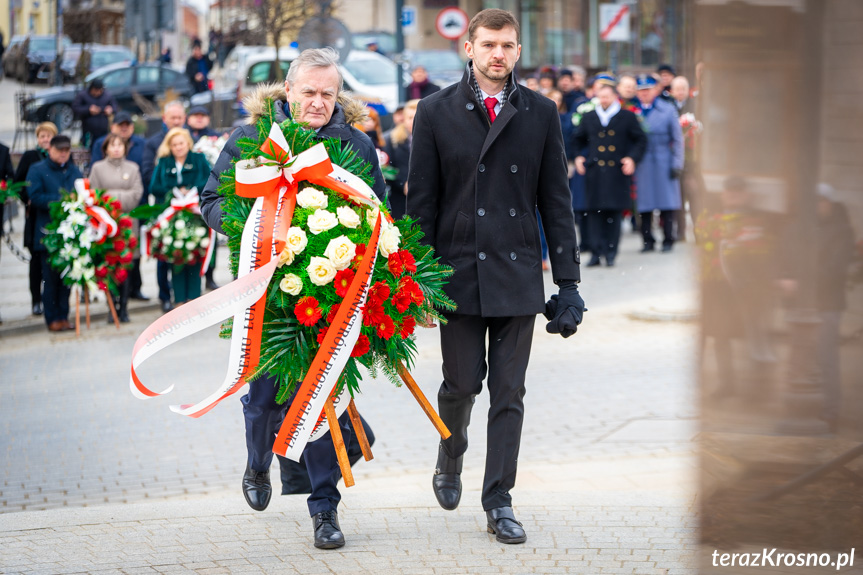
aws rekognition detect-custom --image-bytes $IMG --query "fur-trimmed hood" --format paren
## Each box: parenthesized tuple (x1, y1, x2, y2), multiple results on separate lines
(242, 82, 370, 127)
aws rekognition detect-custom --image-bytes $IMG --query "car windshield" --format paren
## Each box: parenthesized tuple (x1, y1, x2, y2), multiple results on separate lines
(30, 37, 69, 52)
(410, 51, 463, 74)
(342, 57, 397, 86)
(92, 51, 131, 68)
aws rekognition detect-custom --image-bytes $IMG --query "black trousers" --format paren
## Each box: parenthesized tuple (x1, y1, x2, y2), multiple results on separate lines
(129, 257, 143, 295)
(439, 313, 535, 511)
(41, 254, 70, 325)
(242, 373, 352, 516)
(640, 210, 676, 248)
(29, 249, 45, 306)
(586, 210, 622, 259)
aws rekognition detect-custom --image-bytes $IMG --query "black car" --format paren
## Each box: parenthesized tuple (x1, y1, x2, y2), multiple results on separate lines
(3, 35, 72, 83)
(60, 44, 136, 84)
(24, 62, 192, 131)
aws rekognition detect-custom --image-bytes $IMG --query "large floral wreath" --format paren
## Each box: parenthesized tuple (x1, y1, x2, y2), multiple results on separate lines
(42, 179, 135, 294)
(134, 188, 212, 268)
(216, 102, 455, 403)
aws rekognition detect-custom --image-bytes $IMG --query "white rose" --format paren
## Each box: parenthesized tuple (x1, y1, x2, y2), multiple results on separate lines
(366, 206, 380, 227)
(151, 227, 161, 238)
(337, 205, 361, 229)
(200, 237, 210, 248)
(277, 247, 294, 268)
(173, 240, 184, 249)
(174, 219, 186, 230)
(279, 273, 303, 295)
(323, 236, 356, 271)
(307, 209, 338, 235)
(185, 241, 196, 250)
(286, 226, 308, 254)
(296, 187, 328, 210)
(378, 222, 401, 257)
(306, 256, 337, 286)
(195, 227, 207, 237)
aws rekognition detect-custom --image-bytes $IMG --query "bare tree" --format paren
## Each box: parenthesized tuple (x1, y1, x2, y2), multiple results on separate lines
(253, 0, 316, 82)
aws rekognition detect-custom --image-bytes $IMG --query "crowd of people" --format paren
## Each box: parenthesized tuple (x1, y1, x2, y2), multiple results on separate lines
(4, 102, 227, 330)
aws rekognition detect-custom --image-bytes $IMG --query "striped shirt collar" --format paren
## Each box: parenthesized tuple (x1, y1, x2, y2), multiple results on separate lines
(467, 61, 514, 110)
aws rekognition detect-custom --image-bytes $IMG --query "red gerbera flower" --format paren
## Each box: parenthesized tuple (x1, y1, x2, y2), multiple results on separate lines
(294, 296, 323, 326)
(399, 250, 417, 273)
(353, 243, 367, 267)
(368, 281, 391, 305)
(334, 268, 355, 298)
(351, 334, 370, 357)
(391, 290, 412, 313)
(317, 325, 329, 345)
(398, 276, 425, 306)
(362, 301, 385, 327)
(326, 304, 340, 324)
(375, 315, 395, 340)
(387, 251, 404, 277)
(398, 316, 416, 339)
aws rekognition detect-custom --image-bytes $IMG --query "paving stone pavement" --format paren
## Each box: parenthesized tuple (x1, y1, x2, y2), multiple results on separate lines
(1, 220, 701, 573)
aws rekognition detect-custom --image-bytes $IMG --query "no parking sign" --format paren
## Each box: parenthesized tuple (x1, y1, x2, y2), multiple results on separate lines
(436, 7, 469, 41)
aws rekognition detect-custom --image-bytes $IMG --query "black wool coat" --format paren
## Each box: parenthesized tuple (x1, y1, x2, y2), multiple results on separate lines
(407, 68, 580, 317)
(574, 109, 647, 211)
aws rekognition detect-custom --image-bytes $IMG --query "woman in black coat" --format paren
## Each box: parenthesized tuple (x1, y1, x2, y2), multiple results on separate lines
(383, 99, 418, 221)
(15, 122, 58, 316)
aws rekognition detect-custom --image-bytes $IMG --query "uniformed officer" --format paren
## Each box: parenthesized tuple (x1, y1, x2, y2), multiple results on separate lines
(574, 78, 647, 266)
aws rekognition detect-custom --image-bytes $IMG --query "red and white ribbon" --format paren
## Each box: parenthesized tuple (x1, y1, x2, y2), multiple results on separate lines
(75, 178, 118, 242)
(131, 123, 382, 461)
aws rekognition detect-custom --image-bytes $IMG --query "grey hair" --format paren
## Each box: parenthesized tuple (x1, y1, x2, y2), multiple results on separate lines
(286, 47, 344, 93)
(163, 100, 185, 115)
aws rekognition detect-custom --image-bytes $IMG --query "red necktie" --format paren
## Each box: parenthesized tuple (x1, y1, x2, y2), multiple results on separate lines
(484, 97, 497, 122)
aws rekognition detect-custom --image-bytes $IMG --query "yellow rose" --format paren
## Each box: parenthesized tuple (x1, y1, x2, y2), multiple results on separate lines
(307, 209, 338, 235)
(378, 222, 401, 257)
(336, 205, 361, 229)
(286, 226, 308, 255)
(279, 273, 303, 295)
(277, 247, 294, 267)
(323, 235, 356, 271)
(306, 256, 337, 286)
(296, 187, 328, 209)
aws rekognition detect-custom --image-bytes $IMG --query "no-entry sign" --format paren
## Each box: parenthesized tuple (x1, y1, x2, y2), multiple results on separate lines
(436, 7, 469, 40)
(599, 4, 631, 42)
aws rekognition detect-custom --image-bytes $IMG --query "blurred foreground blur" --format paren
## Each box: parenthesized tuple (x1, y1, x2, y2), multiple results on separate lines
(695, 0, 863, 568)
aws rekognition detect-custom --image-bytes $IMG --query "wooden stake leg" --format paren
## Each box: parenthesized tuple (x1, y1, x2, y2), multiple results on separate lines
(105, 290, 121, 329)
(397, 362, 451, 440)
(84, 285, 91, 329)
(347, 398, 373, 462)
(324, 398, 354, 488)
(75, 286, 81, 337)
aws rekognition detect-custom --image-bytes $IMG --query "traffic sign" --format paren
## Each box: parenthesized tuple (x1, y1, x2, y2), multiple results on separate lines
(435, 7, 469, 41)
(599, 4, 631, 42)
(402, 6, 418, 35)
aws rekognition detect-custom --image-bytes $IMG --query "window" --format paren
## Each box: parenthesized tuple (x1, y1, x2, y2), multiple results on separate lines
(342, 57, 397, 86)
(136, 66, 160, 85)
(101, 68, 133, 89)
(246, 60, 290, 85)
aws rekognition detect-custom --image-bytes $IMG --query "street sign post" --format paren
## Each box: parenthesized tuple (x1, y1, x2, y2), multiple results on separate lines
(599, 3, 631, 42)
(435, 7, 469, 41)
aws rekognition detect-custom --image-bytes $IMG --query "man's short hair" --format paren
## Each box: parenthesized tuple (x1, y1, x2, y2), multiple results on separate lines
(50, 135, 72, 150)
(89, 79, 104, 91)
(468, 8, 520, 43)
(163, 100, 185, 116)
(286, 47, 344, 95)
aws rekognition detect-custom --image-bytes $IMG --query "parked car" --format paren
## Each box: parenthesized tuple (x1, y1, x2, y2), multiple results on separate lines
(350, 31, 397, 56)
(23, 62, 192, 131)
(60, 44, 136, 84)
(398, 49, 465, 89)
(236, 49, 405, 115)
(3, 35, 72, 83)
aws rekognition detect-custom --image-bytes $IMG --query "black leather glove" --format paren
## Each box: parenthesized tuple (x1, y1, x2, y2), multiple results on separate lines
(543, 282, 586, 338)
(670, 168, 683, 180)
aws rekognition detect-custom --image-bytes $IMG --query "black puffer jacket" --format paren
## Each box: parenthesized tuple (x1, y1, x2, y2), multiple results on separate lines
(200, 84, 387, 234)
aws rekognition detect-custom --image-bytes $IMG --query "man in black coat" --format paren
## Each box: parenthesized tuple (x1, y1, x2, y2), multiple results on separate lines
(25, 135, 83, 332)
(407, 9, 585, 545)
(185, 106, 221, 143)
(574, 82, 648, 266)
(0, 140, 15, 323)
(200, 48, 385, 551)
(71, 79, 118, 149)
(185, 41, 213, 94)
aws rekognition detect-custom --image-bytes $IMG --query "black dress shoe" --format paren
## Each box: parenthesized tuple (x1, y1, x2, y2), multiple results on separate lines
(242, 465, 272, 511)
(486, 507, 527, 544)
(432, 445, 462, 510)
(586, 254, 602, 267)
(131, 291, 151, 301)
(205, 279, 219, 291)
(661, 244, 674, 252)
(606, 255, 616, 267)
(32, 303, 43, 315)
(640, 244, 655, 253)
(160, 300, 173, 313)
(313, 510, 345, 549)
